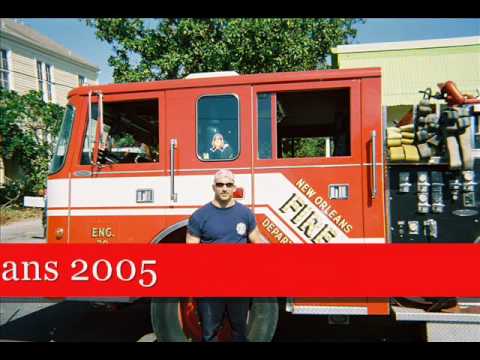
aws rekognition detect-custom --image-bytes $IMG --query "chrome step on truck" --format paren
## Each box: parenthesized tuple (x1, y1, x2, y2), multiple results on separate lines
(392, 302, 480, 342)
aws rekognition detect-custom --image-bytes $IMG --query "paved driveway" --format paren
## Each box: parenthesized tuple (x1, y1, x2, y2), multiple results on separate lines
(0, 217, 156, 342)
(1, 217, 45, 244)
(0, 217, 57, 338)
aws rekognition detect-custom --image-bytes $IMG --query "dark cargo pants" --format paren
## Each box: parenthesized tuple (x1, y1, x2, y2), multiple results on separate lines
(197, 298, 250, 342)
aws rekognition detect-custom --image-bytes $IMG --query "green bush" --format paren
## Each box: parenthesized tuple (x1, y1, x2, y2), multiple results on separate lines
(0, 89, 64, 205)
(0, 179, 22, 206)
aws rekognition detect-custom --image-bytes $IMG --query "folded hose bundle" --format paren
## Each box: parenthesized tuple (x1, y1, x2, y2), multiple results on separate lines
(403, 144, 420, 162)
(387, 138, 402, 147)
(387, 125, 420, 161)
(399, 124, 414, 132)
(387, 131, 402, 140)
(389, 146, 405, 161)
(401, 138, 415, 145)
(388, 126, 401, 133)
(401, 132, 415, 139)
(387, 127, 402, 139)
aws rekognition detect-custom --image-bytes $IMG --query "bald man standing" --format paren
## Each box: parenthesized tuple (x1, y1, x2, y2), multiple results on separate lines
(186, 169, 263, 342)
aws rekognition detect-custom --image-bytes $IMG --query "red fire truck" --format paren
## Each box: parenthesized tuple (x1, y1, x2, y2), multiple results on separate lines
(46, 68, 480, 341)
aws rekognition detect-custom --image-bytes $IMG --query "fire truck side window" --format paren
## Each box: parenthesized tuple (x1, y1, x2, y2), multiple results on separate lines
(258, 93, 273, 159)
(197, 94, 239, 161)
(276, 89, 350, 158)
(81, 99, 159, 165)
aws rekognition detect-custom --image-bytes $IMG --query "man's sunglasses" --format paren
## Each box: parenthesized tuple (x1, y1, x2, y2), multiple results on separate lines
(215, 182, 235, 188)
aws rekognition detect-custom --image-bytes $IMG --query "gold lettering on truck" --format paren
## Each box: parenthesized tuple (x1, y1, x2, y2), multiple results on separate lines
(91, 227, 114, 243)
(277, 178, 354, 243)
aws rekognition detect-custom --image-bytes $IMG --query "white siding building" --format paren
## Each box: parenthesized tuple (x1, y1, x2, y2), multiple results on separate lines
(331, 36, 480, 127)
(0, 18, 99, 106)
(0, 18, 100, 189)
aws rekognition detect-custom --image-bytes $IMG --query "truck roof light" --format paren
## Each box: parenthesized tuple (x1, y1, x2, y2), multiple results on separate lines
(184, 71, 239, 79)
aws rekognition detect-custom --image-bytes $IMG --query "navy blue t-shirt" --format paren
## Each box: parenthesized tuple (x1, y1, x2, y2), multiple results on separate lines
(187, 202, 256, 244)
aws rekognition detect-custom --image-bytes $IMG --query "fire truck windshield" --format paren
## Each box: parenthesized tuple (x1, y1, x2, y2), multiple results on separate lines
(49, 104, 75, 174)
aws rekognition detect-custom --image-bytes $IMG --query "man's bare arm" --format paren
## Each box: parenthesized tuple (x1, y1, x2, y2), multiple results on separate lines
(248, 226, 265, 244)
(186, 231, 201, 244)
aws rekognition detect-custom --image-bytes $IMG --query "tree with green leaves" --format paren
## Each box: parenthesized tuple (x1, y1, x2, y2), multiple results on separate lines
(84, 18, 363, 83)
(0, 89, 64, 204)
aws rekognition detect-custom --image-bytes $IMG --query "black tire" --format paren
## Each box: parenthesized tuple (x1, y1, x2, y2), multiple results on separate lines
(151, 299, 189, 342)
(246, 298, 279, 342)
(395, 297, 456, 311)
(151, 298, 279, 342)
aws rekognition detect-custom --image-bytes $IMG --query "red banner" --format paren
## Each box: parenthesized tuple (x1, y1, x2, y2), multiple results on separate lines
(0, 244, 479, 297)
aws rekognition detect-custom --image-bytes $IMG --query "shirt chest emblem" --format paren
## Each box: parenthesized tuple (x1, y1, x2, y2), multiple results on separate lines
(236, 222, 247, 236)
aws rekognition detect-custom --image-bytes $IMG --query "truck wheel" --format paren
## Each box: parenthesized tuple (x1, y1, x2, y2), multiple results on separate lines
(151, 298, 278, 342)
(247, 298, 279, 341)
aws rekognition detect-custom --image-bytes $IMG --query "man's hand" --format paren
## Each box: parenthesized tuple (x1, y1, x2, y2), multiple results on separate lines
(186, 231, 201, 244)
(248, 226, 267, 244)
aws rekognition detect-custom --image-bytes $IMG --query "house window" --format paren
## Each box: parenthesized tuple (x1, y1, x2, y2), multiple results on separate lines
(45, 64, 53, 101)
(36, 61, 54, 102)
(36, 61, 44, 95)
(0, 49, 10, 90)
(78, 75, 85, 86)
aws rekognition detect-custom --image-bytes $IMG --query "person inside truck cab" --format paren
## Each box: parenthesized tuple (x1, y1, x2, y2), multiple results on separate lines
(208, 133, 233, 160)
(134, 143, 153, 163)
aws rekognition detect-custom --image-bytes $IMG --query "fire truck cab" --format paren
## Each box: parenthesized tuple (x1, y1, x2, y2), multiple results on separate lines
(46, 68, 480, 341)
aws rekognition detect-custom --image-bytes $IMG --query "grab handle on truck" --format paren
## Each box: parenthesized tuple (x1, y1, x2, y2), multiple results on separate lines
(371, 130, 377, 199)
(170, 138, 178, 202)
(88, 90, 93, 164)
(89, 90, 104, 167)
